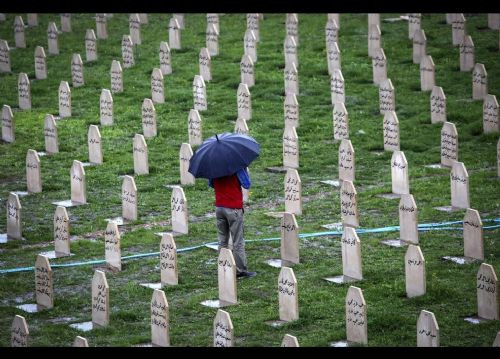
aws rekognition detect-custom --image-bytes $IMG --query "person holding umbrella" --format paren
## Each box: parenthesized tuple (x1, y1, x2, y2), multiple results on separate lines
(188, 133, 259, 279)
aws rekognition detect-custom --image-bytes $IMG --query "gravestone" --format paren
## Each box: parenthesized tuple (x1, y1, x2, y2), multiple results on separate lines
(244, 29, 257, 63)
(168, 18, 181, 50)
(207, 13, 220, 33)
(446, 13, 457, 24)
(105, 222, 121, 271)
(346, 286, 367, 344)
(240, 54, 254, 87)
(71, 54, 84, 87)
(151, 68, 164, 104)
(180, 143, 195, 185)
(430, 86, 446, 123)
(412, 29, 427, 64)
(420, 55, 435, 91)
(214, 310, 233, 347)
(247, 13, 260, 42)
(54, 205, 70, 257)
(218, 248, 237, 305)
(96, 14, 108, 39)
(110, 60, 123, 93)
(286, 13, 299, 45)
(151, 289, 169, 347)
(92, 270, 109, 327)
(284, 35, 298, 69)
(417, 310, 439, 347)
(399, 194, 418, 245)
(281, 334, 299, 347)
(0, 14, 5, 21)
(283, 125, 299, 169)
(139, 14, 148, 24)
(122, 35, 134, 69)
(327, 41, 341, 75)
(199, 47, 211, 82)
(284, 169, 302, 215)
(99, 89, 113, 126)
(452, 14, 466, 46)
(27, 13, 38, 27)
(142, 98, 156, 138)
(488, 14, 500, 29)
(129, 14, 141, 45)
(405, 245, 426, 297)
(333, 102, 349, 140)
(368, 13, 380, 30)
(14, 16, 25, 48)
(450, 161, 469, 209)
(340, 180, 358, 228)
(237, 83, 251, 120)
(483, 94, 499, 133)
(159, 42, 172, 75)
(460, 35, 475, 72)
(464, 208, 483, 260)
(383, 111, 400, 151)
(339, 139, 355, 183)
(88, 125, 103, 164)
(7, 192, 22, 239)
(206, 23, 219, 57)
(193, 75, 207, 111)
(331, 69, 345, 105)
(281, 212, 299, 265)
(368, 24, 381, 58)
(372, 48, 387, 85)
(234, 117, 249, 135)
(35, 254, 53, 309)
(11, 315, 28, 347)
(85, 29, 97, 62)
(284, 62, 299, 96)
(160, 233, 178, 286)
(472, 63, 487, 100)
(441, 122, 458, 167)
(341, 227, 362, 280)
(173, 14, 184, 29)
(71, 160, 86, 204)
(328, 13, 340, 27)
(391, 151, 409, 195)
(133, 134, 149, 175)
(59, 81, 71, 118)
(26, 149, 41, 193)
(408, 13, 421, 39)
(47, 22, 59, 55)
(73, 336, 88, 347)
(122, 175, 137, 221)
(284, 93, 299, 129)
(0, 39, 11, 72)
(18, 73, 31, 110)
(188, 109, 202, 146)
(477, 263, 498, 320)
(2, 105, 14, 143)
(61, 14, 71, 32)
(34, 46, 47, 79)
(171, 186, 188, 234)
(325, 18, 339, 47)
(279, 266, 299, 322)
(379, 78, 395, 114)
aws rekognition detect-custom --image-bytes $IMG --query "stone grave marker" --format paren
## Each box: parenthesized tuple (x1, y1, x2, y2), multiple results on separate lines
(27, 13, 38, 27)
(73, 336, 88, 347)
(59, 81, 71, 118)
(139, 14, 148, 24)
(430, 86, 446, 123)
(71, 54, 84, 87)
(159, 42, 172, 75)
(188, 109, 202, 146)
(446, 13, 456, 24)
(99, 89, 113, 125)
(2, 105, 14, 143)
(331, 69, 345, 105)
(368, 24, 381, 58)
(379, 78, 395, 114)
(168, 18, 181, 50)
(488, 14, 500, 29)
(110, 60, 123, 93)
(244, 29, 257, 63)
(206, 23, 219, 57)
(477, 263, 498, 320)
(207, 13, 219, 34)
(218, 248, 237, 305)
(34, 46, 47, 80)
(71, 160, 86, 204)
(452, 14, 466, 46)
(247, 13, 260, 42)
(180, 143, 195, 185)
(441, 122, 458, 167)
(472, 63, 487, 100)
(11, 315, 29, 347)
(286, 13, 299, 45)
(7, 192, 22, 239)
(333, 102, 349, 140)
(0, 39, 11, 72)
(18, 73, 31, 110)
(234, 117, 248, 135)
(405, 245, 426, 297)
(399, 194, 418, 245)
(171, 186, 188, 234)
(142, 98, 156, 138)
(463, 208, 483, 260)
(328, 13, 340, 27)
(327, 41, 341, 75)
(54, 205, 70, 257)
(199, 47, 211, 82)
(326, 18, 339, 47)
(35, 254, 53, 309)
(420, 55, 435, 91)
(383, 111, 400, 152)
(284, 62, 299, 96)
(151, 68, 164, 104)
(237, 83, 251, 120)
(281, 334, 299, 347)
(122, 175, 137, 221)
(284, 35, 298, 69)
(412, 29, 427, 64)
(122, 35, 134, 68)
(26, 149, 41, 193)
(14, 16, 26, 48)
(193, 75, 207, 111)
(160, 233, 178, 286)
(92, 270, 109, 327)
(408, 13, 421, 39)
(214, 310, 233, 347)
(61, 14, 71, 32)
(284, 93, 299, 129)
(339, 139, 355, 183)
(341, 227, 363, 280)
(283, 125, 299, 169)
(460, 35, 475, 72)
(47, 22, 59, 55)
(372, 48, 387, 85)
(133, 134, 149, 175)
(85, 29, 97, 62)
(96, 14, 108, 39)
(391, 151, 409, 195)
(151, 289, 169, 347)
(88, 125, 103, 164)
(105, 222, 121, 271)
(279, 266, 299, 322)
(368, 13, 380, 30)
(173, 14, 184, 29)
(240, 54, 254, 88)
(129, 14, 141, 45)
(483, 94, 499, 133)
(281, 212, 300, 265)
(346, 286, 367, 345)
(450, 161, 469, 209)
(341, 181, 359, 228)
(284, 169, 302, 215)
(417, 310, 439, 347)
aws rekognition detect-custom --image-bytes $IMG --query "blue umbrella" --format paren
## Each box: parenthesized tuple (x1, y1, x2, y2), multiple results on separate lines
(188, 132, 260, 179)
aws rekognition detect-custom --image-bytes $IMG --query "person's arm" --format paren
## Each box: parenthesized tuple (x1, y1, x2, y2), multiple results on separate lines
(208, 178, 214, 188)
(236, 168, 251, 189)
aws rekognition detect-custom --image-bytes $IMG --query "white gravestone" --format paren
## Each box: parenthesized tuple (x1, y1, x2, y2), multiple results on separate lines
(110, 60, 123, 93)
(284, 93, 299, 129)
(199, 47, 211, 82)
(105, 222, 121, 271)
(218, 248, 237, 305)
(328, 13, 340, 27)
(331, 69, 345, 106)
(122, 35, 134, 68)
(61, 14, 71, 32)
(368, 13, 380, 29)
(159, 42, 172, 75)
(35, 254, 53, 309)
(441, 122, 458, 167)
(180, 143, 195, 185)
(279, 266, 299, 322)
(7, 193, 22, 239)
(173, 14, 184, 28)
(413, 29, 427, 64)
(483, 94, 499, 133)
(283, 126, 299, 169)
(142, 98, 156, 138)
(160, 233, 178, 286)
(379, 79, 395, 115)
(282, 334, 299, 347)
(284, 35, 298, 69)
(342, 227, 363, 280)
(237, 83, 251, 120)
(151, 289, 169, 347)
(472, 63, 487, 100)
(27, 14, 38, 27)
(234, 117, 249, 135)
(129, 14, 141, 45)
(54, 205, 70, 257)
(133, 134, 149, 175)
(372, 48, 387, 85)
(383, 111, 400, 152)
(71, 54, 84, 87)
(193, 75, 207, 111)
(14, 16, 26, 48)
(44, 115, 58, 154)
(405, 244, 426, 297)
(446, 14, 456, 24)
(92, 270, 109, 327)
(0, 39, 11, 72)
(459, 35, 475, 72)
(286, 13, 299, 45)
(420, 55, 435, 91)
(450, 161, 469, 209)
(71, 160, 86, 204)
(327, 41, 341, 75)
(26, 149, 41, 193)
(214, 310, 233, 347)
(341, 181, 359, 228)
(47, 22, 59, 55)
(244, 29, 257, 63)
(333, 102, 349, 140)
(452, 14, 466, 46)
(241, 54, 254, 88)
(18, 73, 31, 110)
(408, 13, 421, 39)
(11, 315, 29, 347)
(247, 13, 260, 42)
(2, 105, 14, 142)
(430, 86, 446, 124)
(99, 89, 113, 126)
(188, 109, 202, 146)
(122, 175, 137, 221)
(326, 19, 339, 48)
(34, 46, 47, 80)
(284, 62, 299, 96)
(463, 208, 483, 260)
(88, 125, 103, 165)
(368, 24, 381, 58)
(96, 14, 108, 39)
(59, 81, 71, 118)
(281, 212, 299, 265)
(346, 286, 367, 344)
(85, 29, 97, 61)
(73, 336, 88, 347)
(417, 310, 439, 347)
(284, 169, 302, 215)
(171, 186, 188, 234)
(168, 18, 181, 50)
(391, 151, 409, 195)
(399, 194, 418, 245)
(477, 263, 498, 320)
(488, 14, 500, 29)
(207, 13, 219, 34)
(206, 23, 219, 57)
(339, 139, 355, 183)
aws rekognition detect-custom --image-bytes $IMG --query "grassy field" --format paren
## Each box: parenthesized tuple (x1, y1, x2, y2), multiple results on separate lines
(0, 13, 499, 347)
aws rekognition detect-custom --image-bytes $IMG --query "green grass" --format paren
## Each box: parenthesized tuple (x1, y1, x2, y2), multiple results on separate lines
(0, 13, 499, 347)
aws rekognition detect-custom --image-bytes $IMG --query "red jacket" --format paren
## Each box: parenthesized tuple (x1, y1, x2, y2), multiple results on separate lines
(213, 174, 243, 209)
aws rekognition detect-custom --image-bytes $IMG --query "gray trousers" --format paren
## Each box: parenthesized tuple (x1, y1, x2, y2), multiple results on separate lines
(216, 206, 247, 273)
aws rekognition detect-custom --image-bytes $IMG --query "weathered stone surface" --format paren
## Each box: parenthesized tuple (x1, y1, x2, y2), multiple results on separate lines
(2, 105, 14, 142)
(483, 94, 499, 133)
(7, 192, 22, 239)
(105, 222, 121, 271)
(413, 29, 427, 64)
(214, 310, 233, 347)
(341, 180, 358, 228)
(331, 69, 345, 105)
(342, 227, 362, 280)
(206, 23, 219, 57)
(14, 16, 26, 48)
(122, 175, 137, 221)
(142, 98, 156, 138)
(399, 194, 418, 244)
(168, 18, 181, 50)
(368, 24, 381, 58)
(281, 334, 299, 347)
(88, 125, 103, 164)
(234, 117, 249, 135)
(450, 161, 469, 209)
(420, 55, 435, 91)
(0, 39, 11, 72)
(160, 233, 178, 286)
(26, 149, 41, 193)
(430, 86, 446, 124)
(58, 81, 71, 118)
(193, 75, 206, 111)
(284, 62, 299, 96)
(379, 78, 395, 114)
(133, 134, 149, 175)
(207, 13, 219, 33)
(459, 35, 475, 72)
(199, 47, 211, 82)
(244, 29, 257, 63)
(408, 13, 422, 40)
(346, 286, 367, 344)
(159, 42, 171, 75)
(326, 18, 339, 48)
(279, 266, 299, 322)
(240, 54, 254, 88)
(477, 263, 498, 320)
(452, 14, 466, 46)
(283, 125, 299, 169)
(372, 48, 387, 85)
(11, 315, 29, 347)
(27, 14, 38, 27)
(110, 60, 123, 93)
(417, 310, 439, 347)
(218, 248, 237, 305)
(247, 13, 260, 42)
(441, 122, 458, 167)
(333, 102, 349, 140)
(391, 151, 409, 195)
(188, 109, 202, 146)
(34, 46, 47, 80)
(129, 14, 141, 45)
(368, 13, 380, 30)
(463, 208, 483, 260)
(61, 13, 71, 32)
(405, 244, 426, 297)
(284, 93, 299, 129)
(237, 83, 251, 120)
(54, 205, 70, 256)
(472, 63, 488, 100)
(91, 270, 109, 327)
(281, 212, 299, 265)
(171, 186, 188, 234)
(328, 13, 340, 27)
(73, 336, 88, 347)
(339, 139, 355, 183)
(173, 14, 184, 29)
(151, 289, 169, 347)
(85, 29, 97, 62)
(70, 160, 86, 204)
(286, 13, 299, 45)
(180, 143, 195, 185)
(35, 254, 53, 309)
(18, 73, 31, 110)
(151, 68, 164, 104)
(47, 22, 59, 55)
(99, 89, 113, 126)
(96, 14, 108, 39)
(284, 169, 302, 215)
(122, 35, 134, 68)
(383, 111, 400, 152)
(284, 35, 298, 69)
(327, 41, 341, 75)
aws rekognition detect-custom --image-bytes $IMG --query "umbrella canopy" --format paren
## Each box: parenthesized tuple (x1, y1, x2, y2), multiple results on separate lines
(188, 132, 260, 179)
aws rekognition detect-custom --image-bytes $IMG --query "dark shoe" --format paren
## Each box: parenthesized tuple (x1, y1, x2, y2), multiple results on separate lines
(237, 271, 257, 279)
